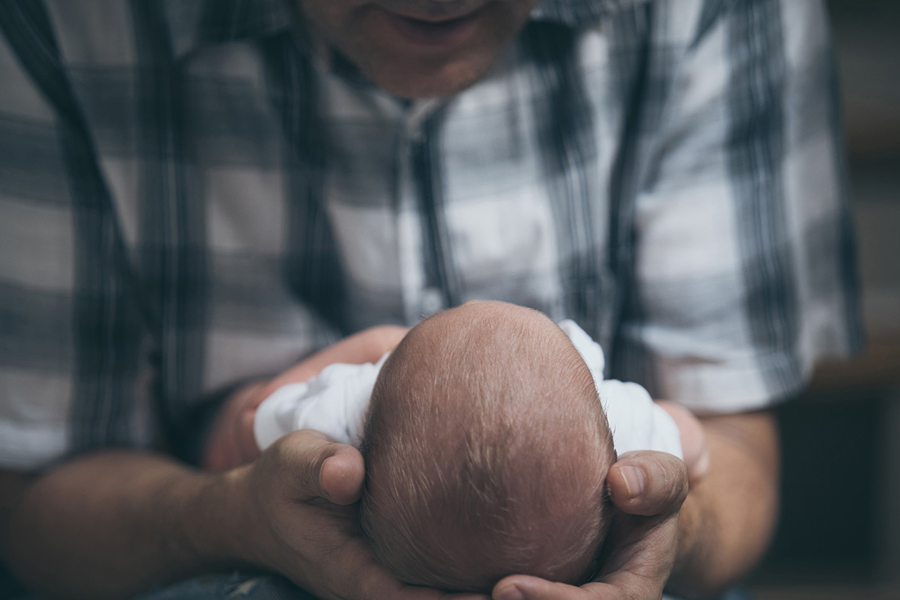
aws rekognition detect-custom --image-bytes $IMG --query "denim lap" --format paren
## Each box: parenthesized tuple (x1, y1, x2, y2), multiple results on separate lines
(133, 571, 316, 600)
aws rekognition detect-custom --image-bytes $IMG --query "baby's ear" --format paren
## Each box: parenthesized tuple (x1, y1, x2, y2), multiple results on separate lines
(655, 401, 709, 485)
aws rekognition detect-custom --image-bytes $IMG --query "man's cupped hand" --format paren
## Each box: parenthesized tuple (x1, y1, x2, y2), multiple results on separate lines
(492, 451, 689, 600)
(228, 429, 489, 600)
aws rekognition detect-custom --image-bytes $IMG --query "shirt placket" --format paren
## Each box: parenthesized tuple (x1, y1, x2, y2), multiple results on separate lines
(396, 99, 451, 324)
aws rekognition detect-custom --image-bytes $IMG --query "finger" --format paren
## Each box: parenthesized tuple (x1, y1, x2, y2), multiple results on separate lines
(655, 401, 710, 485)
(595, 516, 680, 586)
(274, 429, 365, 504)
(607, 451, 688, 518)
(690, 443, 710, 485)
(492, 575, 593, 600)
(593, 560, 669, 598)
(320, 449, 365, 505)
(391, 586, 490, 600)
(584, 574, 660, 600)
(322, 537, 489, 600)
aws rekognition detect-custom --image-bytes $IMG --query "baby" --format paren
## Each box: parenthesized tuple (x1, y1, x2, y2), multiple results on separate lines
(205, 301, 702, 592)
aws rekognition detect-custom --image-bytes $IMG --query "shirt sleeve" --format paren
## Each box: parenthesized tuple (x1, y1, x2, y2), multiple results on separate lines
(0, 3, 154, 470)
(0, 18, 80, 469)
(612, 0, 863, 413)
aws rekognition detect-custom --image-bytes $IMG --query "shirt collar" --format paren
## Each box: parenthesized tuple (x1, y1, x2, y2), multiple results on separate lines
(163, 0, 649, 59)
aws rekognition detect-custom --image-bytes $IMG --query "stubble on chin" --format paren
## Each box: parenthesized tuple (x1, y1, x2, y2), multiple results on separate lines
(289, 1, 537, 99)
(362, 52, 499, 99)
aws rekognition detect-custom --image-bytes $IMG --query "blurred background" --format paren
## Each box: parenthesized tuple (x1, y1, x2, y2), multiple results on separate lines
(747, 2, 900, 599)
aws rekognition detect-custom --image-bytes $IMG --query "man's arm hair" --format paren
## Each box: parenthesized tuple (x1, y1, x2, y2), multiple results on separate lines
(668, 410, 780, 597)
(0, 452, 246, 600)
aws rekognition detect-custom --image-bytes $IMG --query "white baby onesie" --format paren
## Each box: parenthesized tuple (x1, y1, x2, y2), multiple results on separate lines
(254, 320, 683, 459)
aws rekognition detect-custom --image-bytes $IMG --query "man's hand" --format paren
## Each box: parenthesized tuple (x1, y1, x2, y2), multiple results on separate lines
(492, 452, 688, 600)
(228, 429, 488, 600)
(656, 401, 710, 485)
(490, 411, 779, 600)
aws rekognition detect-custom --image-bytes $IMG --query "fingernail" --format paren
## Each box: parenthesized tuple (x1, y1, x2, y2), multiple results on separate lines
(620, 466, 645, 499)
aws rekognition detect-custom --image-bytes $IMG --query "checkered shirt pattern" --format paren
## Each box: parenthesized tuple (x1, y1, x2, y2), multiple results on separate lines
(0, 0, 861, 469)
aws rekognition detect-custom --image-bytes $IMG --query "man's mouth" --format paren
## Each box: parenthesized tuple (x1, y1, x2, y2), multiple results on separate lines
(382, 9, 482, 48)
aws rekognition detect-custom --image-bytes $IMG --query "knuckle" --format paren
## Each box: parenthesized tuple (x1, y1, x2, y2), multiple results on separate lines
(665, 461, 689, 506)
(270, 432, 333, 493)
(645, 454, 687, 512)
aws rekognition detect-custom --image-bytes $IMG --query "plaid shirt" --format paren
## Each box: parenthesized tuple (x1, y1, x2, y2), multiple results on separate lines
(0, 0, 861, 470)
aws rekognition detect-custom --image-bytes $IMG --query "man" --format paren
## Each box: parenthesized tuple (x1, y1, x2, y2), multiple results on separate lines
(0, 1, 860, 599)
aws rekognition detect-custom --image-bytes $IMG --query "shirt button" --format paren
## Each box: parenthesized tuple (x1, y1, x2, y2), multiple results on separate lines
(420, 288, 445, 317)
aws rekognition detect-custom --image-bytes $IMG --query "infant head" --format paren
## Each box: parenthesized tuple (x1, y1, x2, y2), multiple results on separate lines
(359, 301, 615, 592)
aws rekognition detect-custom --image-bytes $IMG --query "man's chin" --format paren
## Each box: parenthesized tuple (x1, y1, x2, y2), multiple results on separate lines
(294, 0, 538, 99)
(351, 49, 495, 99)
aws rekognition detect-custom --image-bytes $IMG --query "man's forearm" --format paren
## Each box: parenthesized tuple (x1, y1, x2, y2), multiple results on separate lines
(3, 451, 247, 600)
(668, 410, 780, 598)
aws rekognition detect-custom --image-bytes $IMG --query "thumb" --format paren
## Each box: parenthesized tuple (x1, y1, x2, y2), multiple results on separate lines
(274, 429, 366, 505)
(607, 450, 688, 518)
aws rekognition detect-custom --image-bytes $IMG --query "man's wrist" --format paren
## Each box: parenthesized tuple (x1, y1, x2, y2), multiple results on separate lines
(167, 465, 258, 573)
(668, 484, 713, 595)
(665, 412, 780, 597)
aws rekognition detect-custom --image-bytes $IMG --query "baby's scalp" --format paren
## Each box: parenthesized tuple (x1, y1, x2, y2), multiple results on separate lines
(360, 301, 616, 592)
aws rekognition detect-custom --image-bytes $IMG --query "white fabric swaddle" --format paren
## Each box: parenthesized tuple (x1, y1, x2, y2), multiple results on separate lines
(254, 320, 683, 459)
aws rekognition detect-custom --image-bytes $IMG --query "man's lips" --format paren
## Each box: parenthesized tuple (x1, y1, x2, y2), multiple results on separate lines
(381, 9, 482, 48)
